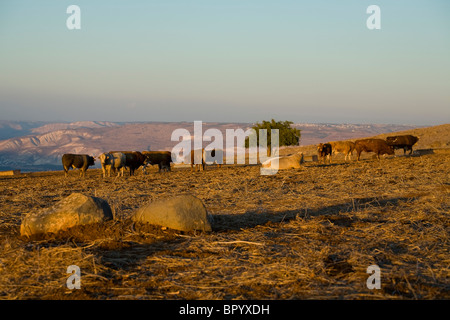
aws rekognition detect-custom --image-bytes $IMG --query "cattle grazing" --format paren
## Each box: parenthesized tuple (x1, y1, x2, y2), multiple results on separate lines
(354, 139, 395, 160)
(142, 151, 173, 173)
(62, 154, 95, 178)
(329, 141, 355, 161)
(99, 152, 127, 177)
(109, 151, 147, 176)
(262, 152, 304, 170)
(317, 143, 332, 164)
(386, 135, 419, 155)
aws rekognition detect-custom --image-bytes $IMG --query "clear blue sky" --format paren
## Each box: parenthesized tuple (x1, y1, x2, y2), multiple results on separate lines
(1, 0, 449, 125)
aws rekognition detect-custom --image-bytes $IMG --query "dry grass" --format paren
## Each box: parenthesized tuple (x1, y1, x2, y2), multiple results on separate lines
(0, 150, 449, 300)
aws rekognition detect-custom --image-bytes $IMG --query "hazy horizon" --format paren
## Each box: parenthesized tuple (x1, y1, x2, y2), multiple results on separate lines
(1, 1, 449, 125)
(0, 119, 437, 127)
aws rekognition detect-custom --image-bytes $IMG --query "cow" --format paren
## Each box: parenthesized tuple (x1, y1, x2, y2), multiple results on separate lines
(109, 151, 147, 176)
(99, 152, 127, 177)
(329, 141, 355, 161)
(190, 149, 206, 172)
(354, 139, 395, 161)
(317, 143, 332, 164)
(62, 154, 95, 178)
(261, 152, 304, 170)
(386, 135, 419, 155)
(142, 151, 172, 173)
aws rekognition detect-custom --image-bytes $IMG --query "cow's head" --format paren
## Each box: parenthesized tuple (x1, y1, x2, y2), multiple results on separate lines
(386, 136, 401, 146)
(317, 143, 324, 152)
(143, 155, 153, 165)
(386, 145, 395, 155)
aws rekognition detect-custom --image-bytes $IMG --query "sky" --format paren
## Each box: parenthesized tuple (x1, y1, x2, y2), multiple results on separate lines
(0, 0, 449, 125)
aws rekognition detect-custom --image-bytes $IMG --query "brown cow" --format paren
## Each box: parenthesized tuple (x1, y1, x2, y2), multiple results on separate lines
(109, 151, 147, 176)
(329, 141, 355, 161)
(317, 143, 332, 164)
(142, 151, 172, 173)
(386, 135, 419, 155)
(354, 139, 395, 161)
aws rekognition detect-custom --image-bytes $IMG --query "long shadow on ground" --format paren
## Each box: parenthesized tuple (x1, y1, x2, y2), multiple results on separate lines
(211, 195, 417, 231)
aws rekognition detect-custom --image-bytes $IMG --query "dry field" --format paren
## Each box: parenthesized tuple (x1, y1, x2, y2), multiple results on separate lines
(0, 149, 449, 300)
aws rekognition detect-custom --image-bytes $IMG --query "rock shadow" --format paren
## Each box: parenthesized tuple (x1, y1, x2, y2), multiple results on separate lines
(211, 196, 418, 231)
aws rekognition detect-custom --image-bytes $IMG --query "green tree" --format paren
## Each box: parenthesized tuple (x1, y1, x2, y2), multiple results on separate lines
(245, 119, 301, 150)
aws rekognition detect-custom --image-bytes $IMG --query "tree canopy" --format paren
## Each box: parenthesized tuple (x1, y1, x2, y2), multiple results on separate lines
(244, 119, 301, 148)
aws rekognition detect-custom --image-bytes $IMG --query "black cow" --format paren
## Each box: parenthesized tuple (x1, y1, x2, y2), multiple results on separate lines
(142, 151, 172, 173)
(62, 154, 95, 177)
(386, 135, 419, 155)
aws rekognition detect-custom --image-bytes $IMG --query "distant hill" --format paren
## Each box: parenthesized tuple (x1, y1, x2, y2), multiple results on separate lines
(0, 121, 48, 140)
(0, 121, 447, 172)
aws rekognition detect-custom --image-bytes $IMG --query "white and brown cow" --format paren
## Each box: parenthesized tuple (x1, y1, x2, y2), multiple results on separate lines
(99, 152, 127, 177)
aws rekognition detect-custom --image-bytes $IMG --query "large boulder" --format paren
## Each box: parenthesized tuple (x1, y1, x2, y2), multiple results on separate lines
(261, 152, 304, 170)
(20, 193, 113, 237)
(132, 194, 212, 232)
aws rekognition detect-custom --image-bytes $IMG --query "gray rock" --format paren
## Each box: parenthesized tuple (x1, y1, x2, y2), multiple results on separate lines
(132, 194, 212, 232)
(20, 193, 113, 237)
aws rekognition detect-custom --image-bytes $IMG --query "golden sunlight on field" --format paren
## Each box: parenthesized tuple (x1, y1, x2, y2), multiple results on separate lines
(0, 146, 448, 299)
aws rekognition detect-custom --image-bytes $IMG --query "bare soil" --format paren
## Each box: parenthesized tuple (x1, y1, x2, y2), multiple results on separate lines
(0, 148, 448, 300)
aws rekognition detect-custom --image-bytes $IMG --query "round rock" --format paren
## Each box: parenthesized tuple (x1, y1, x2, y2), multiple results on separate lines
(132, 194, 212, 232)
(20, 193, 113, 237)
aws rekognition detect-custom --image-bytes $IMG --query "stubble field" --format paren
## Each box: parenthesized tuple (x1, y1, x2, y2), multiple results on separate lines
(0, 150, 448, 300)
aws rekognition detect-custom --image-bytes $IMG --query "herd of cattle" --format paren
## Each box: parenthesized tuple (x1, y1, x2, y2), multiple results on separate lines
(62, 149, 218, 178)
(62, 150, 173, 178)
(61, 134, 419, 177)
(317, 134, 419, 164)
